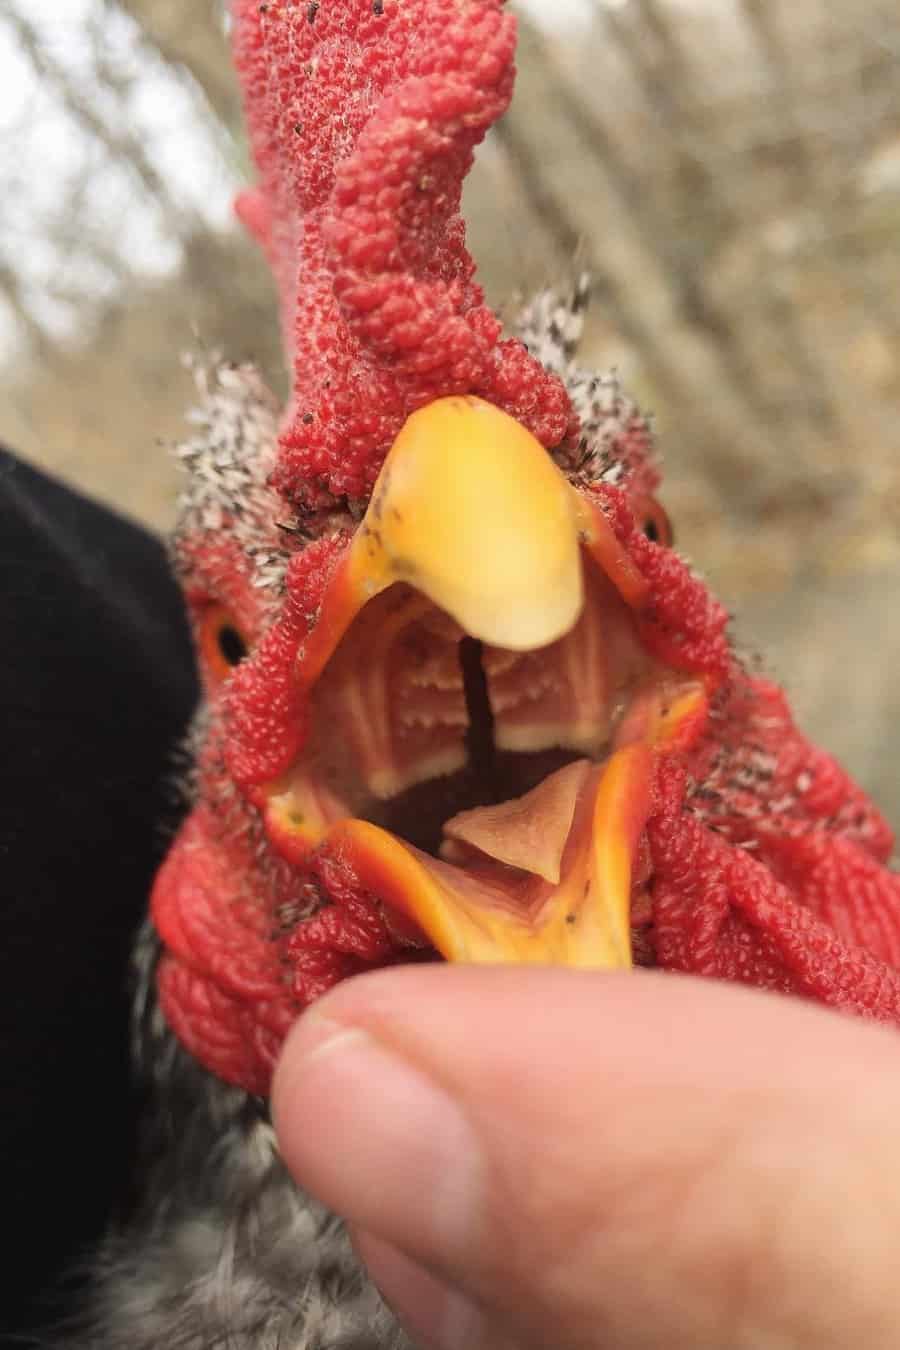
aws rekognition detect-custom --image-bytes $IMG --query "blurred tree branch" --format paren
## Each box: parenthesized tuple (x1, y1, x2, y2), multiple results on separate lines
(596, 0, 840, 439)
(113, 0, 244, 139)
(3, 4, 189, 232)
(0, 259, 55, 361)
(505, 9, 836, 503)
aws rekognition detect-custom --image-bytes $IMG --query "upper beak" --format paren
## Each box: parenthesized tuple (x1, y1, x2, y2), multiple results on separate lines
(348, 395, 585, 650)
(269, 396, 681, 975)
(297, 395, 647, 691)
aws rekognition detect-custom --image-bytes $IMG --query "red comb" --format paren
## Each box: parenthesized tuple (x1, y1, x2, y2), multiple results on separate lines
(232, 0, 575, 505)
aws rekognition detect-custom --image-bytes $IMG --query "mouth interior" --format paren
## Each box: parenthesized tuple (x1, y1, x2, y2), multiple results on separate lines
(276, 555, 670, 909)
(371, 636, 583, 856)
(372, 745, 585, 857)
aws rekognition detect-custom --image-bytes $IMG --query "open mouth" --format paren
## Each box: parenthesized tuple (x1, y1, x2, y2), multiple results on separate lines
(262, 398, 705, 970)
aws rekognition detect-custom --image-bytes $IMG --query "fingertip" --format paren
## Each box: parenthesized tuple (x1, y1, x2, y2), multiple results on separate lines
(271, 1000, 483, 1266)
(271, 967, 900, 1349)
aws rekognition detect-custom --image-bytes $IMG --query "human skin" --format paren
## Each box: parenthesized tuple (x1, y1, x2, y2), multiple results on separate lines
(273, 966, 900, 1349)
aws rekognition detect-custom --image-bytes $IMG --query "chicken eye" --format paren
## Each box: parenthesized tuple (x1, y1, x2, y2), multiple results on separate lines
(217, 625, 248, 667)
(635, 497, 673, 548)
(198, 605, 252, 683)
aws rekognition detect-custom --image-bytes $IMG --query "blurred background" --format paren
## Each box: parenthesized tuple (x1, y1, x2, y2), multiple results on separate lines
(1, 0, 898, 821)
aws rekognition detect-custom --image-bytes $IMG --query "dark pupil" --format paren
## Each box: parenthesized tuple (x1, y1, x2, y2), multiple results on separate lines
(217, 625, 248, 666)
(643, 517, 660, 543)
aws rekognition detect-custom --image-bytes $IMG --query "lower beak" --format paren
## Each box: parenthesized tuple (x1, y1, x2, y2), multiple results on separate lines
(325, 743, 654, 969)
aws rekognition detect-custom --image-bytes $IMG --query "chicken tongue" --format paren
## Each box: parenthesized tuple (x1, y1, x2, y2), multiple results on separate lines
(439, 759, 592, 884)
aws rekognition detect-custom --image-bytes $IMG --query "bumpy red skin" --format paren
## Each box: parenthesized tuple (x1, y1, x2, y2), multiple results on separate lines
(154, 487, 900, 1095)
(232, 0, 574, 507)
(152, 0, 900, 1096)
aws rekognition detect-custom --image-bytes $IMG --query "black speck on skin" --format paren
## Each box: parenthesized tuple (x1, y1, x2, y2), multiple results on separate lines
(302, 412, 314, 425)
(307, 1, 319, 21)
(373, 0, 384, 12)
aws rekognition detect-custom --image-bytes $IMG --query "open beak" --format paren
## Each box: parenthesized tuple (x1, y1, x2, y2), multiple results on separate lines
(266, 396, 698, 974)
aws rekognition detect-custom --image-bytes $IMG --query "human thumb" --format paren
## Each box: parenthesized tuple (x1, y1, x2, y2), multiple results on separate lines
(272, 965, 900, 1349)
